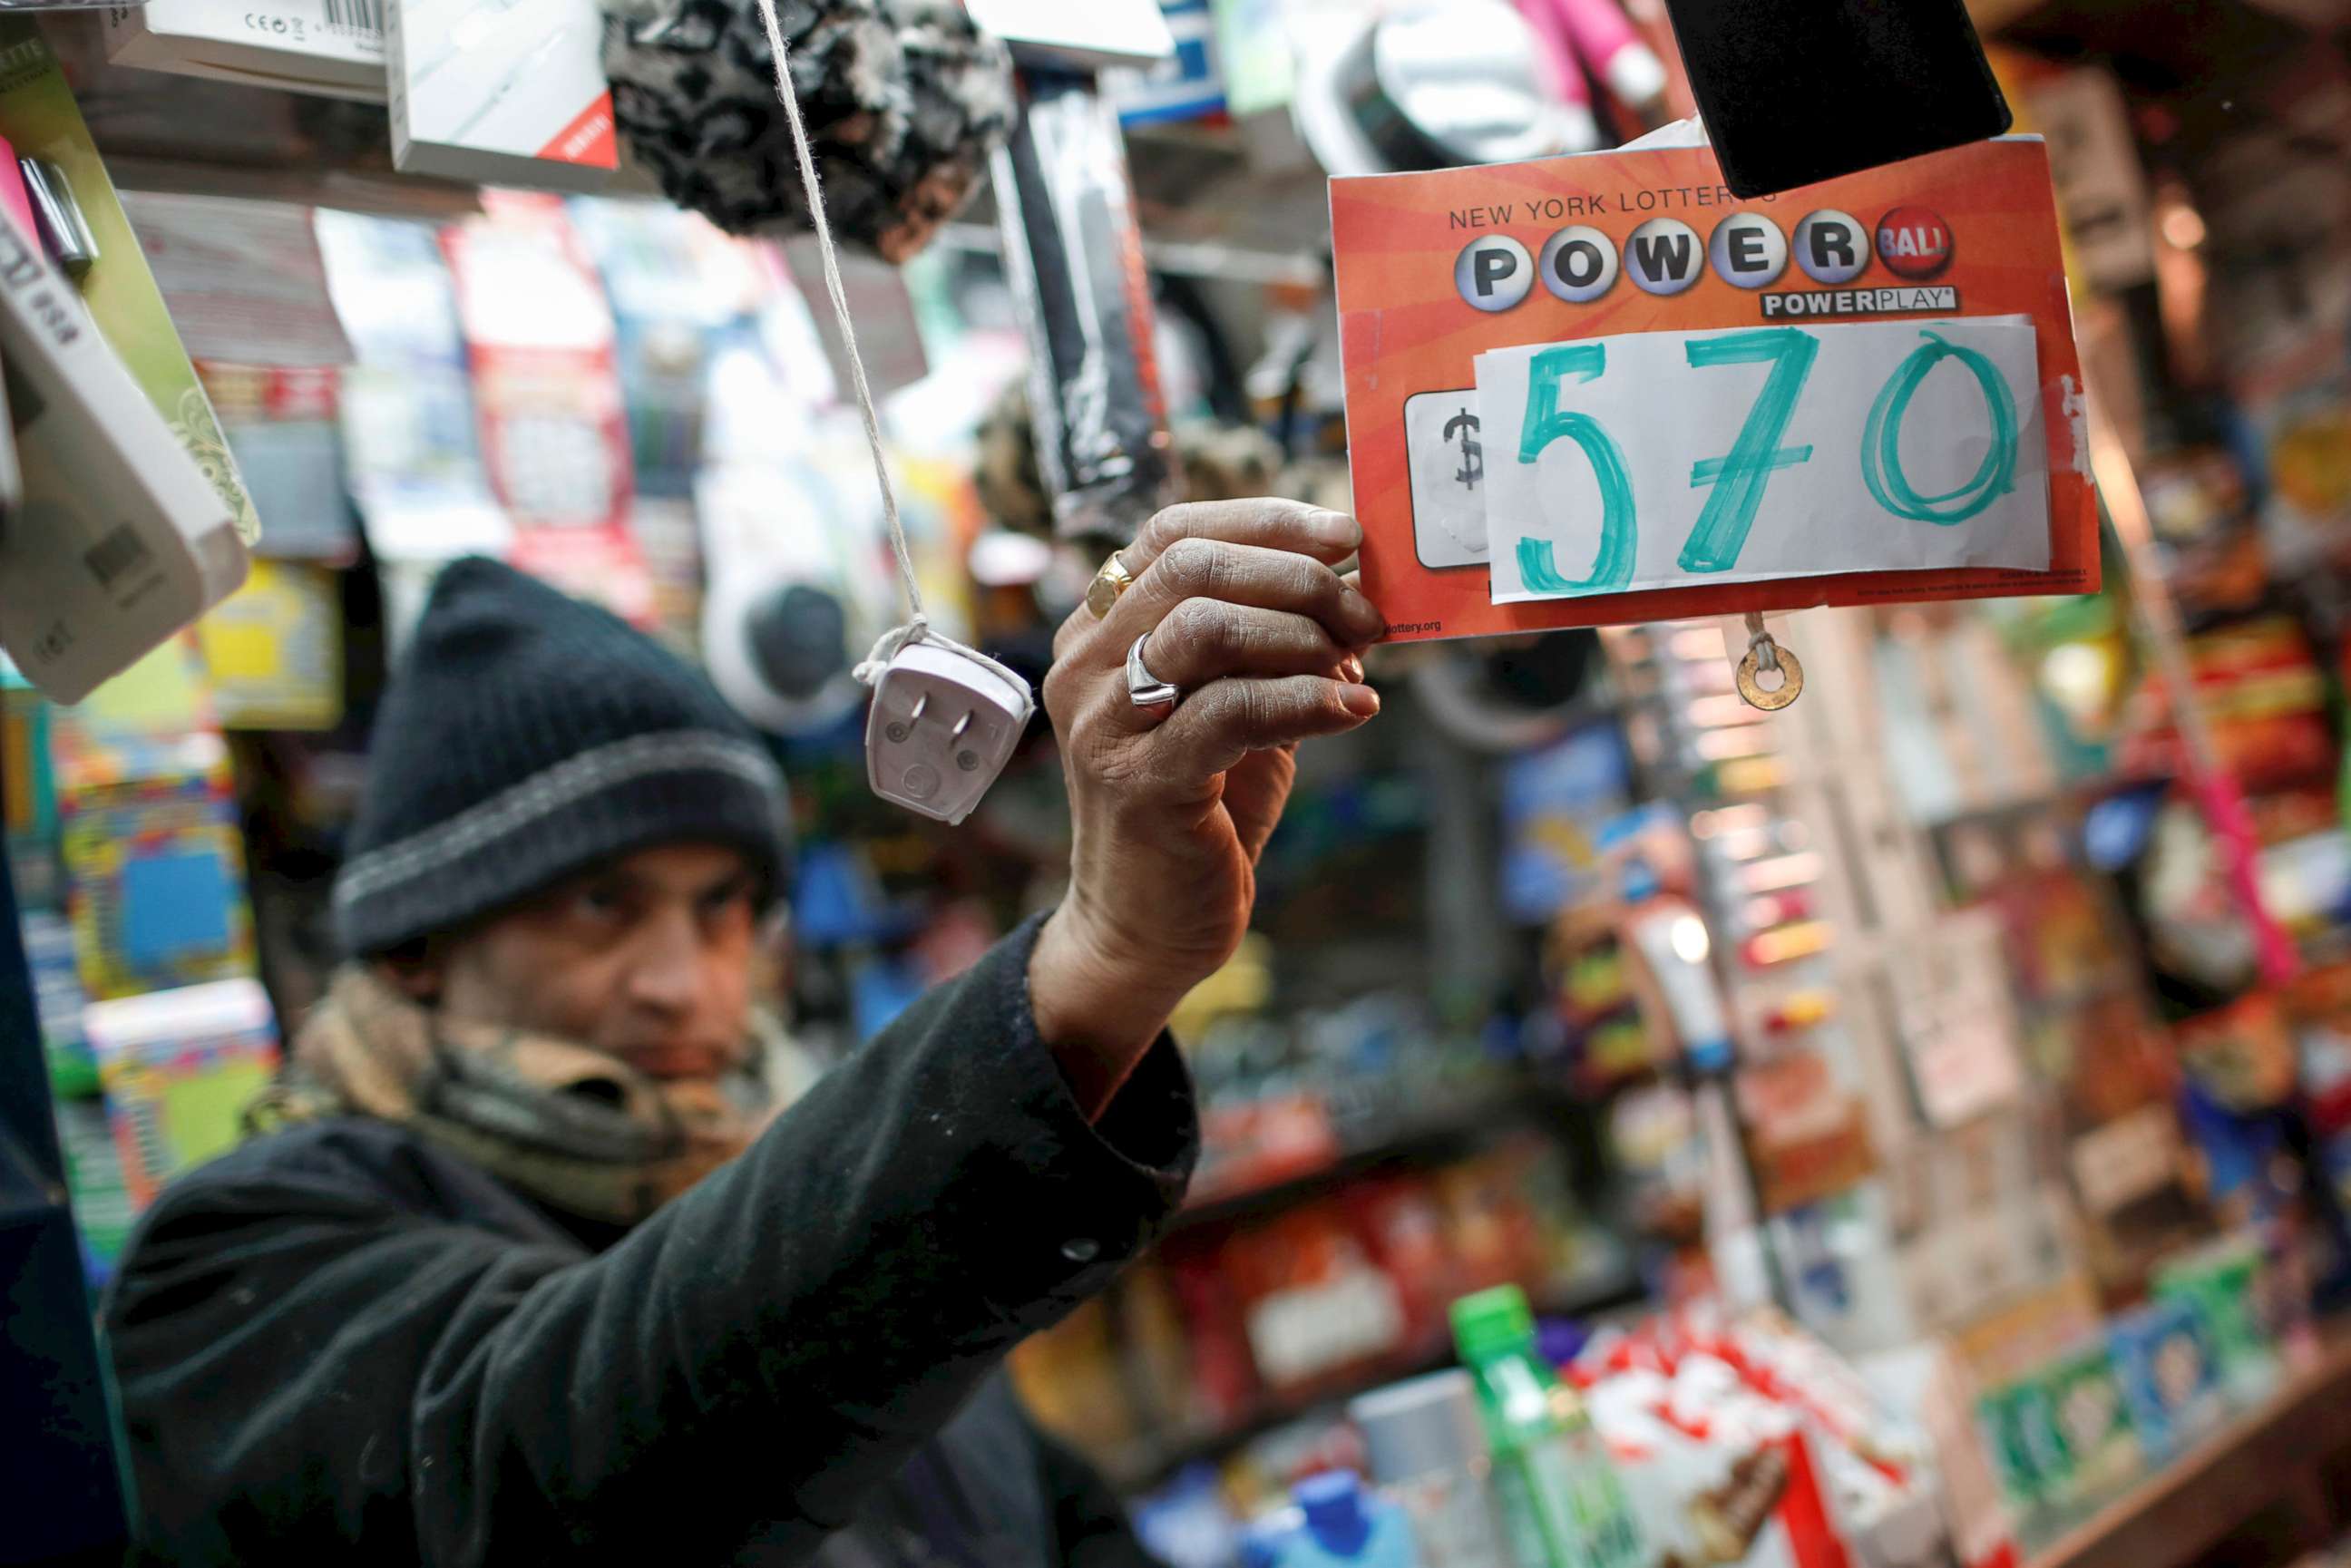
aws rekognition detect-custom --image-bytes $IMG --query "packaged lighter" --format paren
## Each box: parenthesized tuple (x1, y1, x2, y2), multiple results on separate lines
(990, 74, 1176, 541)
(0, 212, 247, 701)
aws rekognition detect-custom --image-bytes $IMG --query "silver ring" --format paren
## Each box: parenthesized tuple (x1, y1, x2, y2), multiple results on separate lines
(1126, 633, 1181, 713)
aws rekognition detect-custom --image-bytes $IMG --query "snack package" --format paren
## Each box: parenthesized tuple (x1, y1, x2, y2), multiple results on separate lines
(2105, 1298, 2226, 1459)
(2153, 1232, 2281, 1403)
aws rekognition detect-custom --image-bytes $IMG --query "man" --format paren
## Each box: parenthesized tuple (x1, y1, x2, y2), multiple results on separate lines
(101, 499, 1385, 1565)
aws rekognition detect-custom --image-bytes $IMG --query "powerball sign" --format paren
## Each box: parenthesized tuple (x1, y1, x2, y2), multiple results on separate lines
(1331, 135, 2098, 643)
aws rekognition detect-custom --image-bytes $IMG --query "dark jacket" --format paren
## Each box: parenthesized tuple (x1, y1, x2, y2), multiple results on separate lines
(101, 928, 1197, 1566)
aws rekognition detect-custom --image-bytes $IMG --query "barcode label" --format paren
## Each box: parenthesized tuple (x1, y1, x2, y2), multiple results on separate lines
(322, 0, 381, 32)
(84, 524, 154, 590)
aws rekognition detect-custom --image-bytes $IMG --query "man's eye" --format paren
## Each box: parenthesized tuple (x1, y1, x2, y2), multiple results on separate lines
(574, 883, 630, 920)
(698, 883, 753, 921)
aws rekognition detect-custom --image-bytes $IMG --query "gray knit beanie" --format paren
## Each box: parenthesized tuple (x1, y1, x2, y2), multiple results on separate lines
(333, 559, 791, 957)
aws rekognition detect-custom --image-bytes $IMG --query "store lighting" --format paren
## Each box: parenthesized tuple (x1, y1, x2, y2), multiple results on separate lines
(1670, 913, 1712, 965)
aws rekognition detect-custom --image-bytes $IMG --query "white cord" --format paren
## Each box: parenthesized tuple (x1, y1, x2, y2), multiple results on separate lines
(752, 0, 925, 628)
(750, 0, 1029, 704)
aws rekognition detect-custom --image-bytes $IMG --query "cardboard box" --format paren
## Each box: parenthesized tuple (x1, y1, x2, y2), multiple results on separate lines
(385, 0, 616, 190)
(102, 0, 385, 102)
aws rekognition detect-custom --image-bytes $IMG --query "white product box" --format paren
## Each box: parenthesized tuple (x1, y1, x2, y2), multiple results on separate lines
(102, 0, 385, 102)
(0, 213, 248, 703)
(385, 0, 617, 190)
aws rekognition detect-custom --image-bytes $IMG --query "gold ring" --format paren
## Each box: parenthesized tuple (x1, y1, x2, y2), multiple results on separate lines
(1086, 552, 1136, 618)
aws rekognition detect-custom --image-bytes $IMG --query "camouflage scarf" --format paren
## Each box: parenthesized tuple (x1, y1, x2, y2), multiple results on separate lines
(249, 966, 793, 1227)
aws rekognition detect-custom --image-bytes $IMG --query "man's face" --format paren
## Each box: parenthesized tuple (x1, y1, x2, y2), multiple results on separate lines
(423, 842, 762, 1081)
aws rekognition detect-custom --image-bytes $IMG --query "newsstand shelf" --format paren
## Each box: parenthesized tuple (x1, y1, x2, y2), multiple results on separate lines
(2024, 1325, 2351, 1568)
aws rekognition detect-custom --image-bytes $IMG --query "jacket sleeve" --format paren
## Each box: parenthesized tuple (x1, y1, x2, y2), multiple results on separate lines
(1029, 1419, 1166, 1568)
(102, 917, 1197, 1567)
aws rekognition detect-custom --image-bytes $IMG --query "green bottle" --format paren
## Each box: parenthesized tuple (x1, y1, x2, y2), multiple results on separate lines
(1449, 1287, 1644, 1568)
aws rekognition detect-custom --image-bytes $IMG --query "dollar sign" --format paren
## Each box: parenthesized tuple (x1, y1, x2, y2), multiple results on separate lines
(1444, 408, 1483, 490)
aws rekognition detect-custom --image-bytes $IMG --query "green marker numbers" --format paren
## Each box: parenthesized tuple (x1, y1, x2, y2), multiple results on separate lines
(1506, 322, 2027, 596)
(1680, 327, 1819, 573)
(1861, 329, 2020, 524)
(1517, 342, 1637, 594)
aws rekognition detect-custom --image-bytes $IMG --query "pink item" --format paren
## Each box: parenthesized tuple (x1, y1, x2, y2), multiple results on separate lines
(1514, 0, 1601, 151)
(0, 135, 36, 241)
(1546, 0, 1669, 109)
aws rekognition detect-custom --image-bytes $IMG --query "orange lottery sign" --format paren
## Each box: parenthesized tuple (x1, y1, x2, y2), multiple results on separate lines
(1331, 136, 2098, 643)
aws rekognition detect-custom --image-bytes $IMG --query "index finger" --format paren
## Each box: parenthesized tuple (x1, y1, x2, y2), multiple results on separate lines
(1056, 499, 1365, 664)
(1125, 499, 1363, 575)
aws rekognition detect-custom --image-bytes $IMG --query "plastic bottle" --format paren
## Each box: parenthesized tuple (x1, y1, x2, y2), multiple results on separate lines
(1351, 1370, 1515, 1568)
(1450, 1287, 1645, 1568)
(1283, 1471, 1419, 1568)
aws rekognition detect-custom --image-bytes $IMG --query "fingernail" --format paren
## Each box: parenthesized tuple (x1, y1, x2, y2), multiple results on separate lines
(1309, 510, 1363, 550)
(1340, 683, 1381, 717)
(1340, 656, 1367, 684)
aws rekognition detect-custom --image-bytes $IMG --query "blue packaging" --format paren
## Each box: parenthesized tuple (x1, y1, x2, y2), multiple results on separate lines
(1281, 1473, 1419, 1568)
(2107, 1297, 2227, 1458)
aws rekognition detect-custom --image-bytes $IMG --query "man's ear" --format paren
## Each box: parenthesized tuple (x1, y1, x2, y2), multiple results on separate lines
(376, 937, 445, 1004)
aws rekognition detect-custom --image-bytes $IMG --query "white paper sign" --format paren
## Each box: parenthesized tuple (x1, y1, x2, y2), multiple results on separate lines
(1473, 316, 2050, 603)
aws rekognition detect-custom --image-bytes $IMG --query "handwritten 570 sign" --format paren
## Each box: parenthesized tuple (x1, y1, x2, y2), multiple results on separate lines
(1475, 316, 2049, 602)
(1332, 136, 2097, 644)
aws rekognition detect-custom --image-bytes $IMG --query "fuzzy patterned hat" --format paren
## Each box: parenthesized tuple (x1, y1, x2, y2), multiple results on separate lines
(602, 0, 1015, 262)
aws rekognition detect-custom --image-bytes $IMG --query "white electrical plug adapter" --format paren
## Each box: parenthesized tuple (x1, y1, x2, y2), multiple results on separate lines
(863, 638, 1036, 825)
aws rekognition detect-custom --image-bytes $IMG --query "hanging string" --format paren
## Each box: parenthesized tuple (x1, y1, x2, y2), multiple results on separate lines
(749, 0, 1029, 698)
(752, 0, 921, 618)
(1742, 610, 1780, 676)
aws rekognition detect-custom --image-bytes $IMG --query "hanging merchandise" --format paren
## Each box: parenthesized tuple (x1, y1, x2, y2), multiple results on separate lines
(961, 0, 1177, 69)
(1332, 127, 2097, 693)
(1517, 0, 1668, 150)
(606, 0, 1014, 262)
(0, 23, 259, 704)
(102, 0, 388, 102)
(1291, 0, 1574, 180)
(991, 73, 1178, 542)
(385, 0, 617, 189)
(315, 208, 512, 644)
(740, 0, 1033, 824)
(443, 193, 656, 625)
(698, 458, 891, 738)
(114, 193, 355, 370)
(1103, 0, 1226, 129)
(196, 364, 356, 563)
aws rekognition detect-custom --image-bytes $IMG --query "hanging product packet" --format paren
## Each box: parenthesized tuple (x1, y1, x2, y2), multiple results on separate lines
(1330, 122, 2095, 643)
